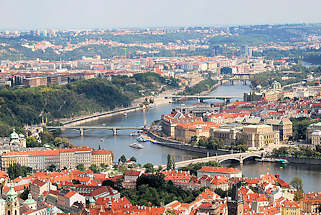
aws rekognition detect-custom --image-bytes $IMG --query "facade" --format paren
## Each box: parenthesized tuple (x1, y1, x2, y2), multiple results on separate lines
(265, 118, 293, 141)
(240, 124, 279, 149)
(0, 148, 113, 171)
(5, 183, 20, 215)
(91, 150, 113, 167)
(161, 111, 201, 137)
(306, 122, 321, 144)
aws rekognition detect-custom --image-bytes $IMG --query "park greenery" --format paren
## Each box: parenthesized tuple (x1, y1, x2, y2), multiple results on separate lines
(120, 174, 205, 206)
(190, 136, 248, 153)
(181, 78, 218, 95)
(0, 72, 179, 137)
(8, 163, 32, 179)
(250, 65, 321, 89)
(272, 145, 321, 159)
(290, 117, 317, 141)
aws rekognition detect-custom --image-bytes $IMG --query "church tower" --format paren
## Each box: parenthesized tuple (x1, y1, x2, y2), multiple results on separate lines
(5, 183, 20, 215)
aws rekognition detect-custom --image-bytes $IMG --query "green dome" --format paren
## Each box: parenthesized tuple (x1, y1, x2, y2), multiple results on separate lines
(10, 129, 19, 139)
(24, 193, 36, 205)
(6, 183, 17, 202)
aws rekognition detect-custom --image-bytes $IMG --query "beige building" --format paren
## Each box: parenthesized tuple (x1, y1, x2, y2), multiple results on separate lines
(91, 150, 114, 167)
(0, 148, 113, 171)
(265, 118, 293, 142)
(239, 124, 279, 149)
(311, 130, 321, 148)
(307, 122, 321, 144)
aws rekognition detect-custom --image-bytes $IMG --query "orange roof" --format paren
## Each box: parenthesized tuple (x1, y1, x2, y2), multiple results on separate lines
(198, 166, 240, 174)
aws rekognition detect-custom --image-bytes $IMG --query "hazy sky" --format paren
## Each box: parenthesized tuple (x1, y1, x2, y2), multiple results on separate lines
(1, 0, 321, 29)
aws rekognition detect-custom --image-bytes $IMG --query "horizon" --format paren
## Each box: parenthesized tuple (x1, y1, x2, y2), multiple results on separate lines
(1, 22, 321, 32)
(1, 0, 321, 30)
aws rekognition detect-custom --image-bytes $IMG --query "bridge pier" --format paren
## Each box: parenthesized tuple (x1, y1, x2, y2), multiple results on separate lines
(112, 128, 118, 136)
(79, 128, 84, 136)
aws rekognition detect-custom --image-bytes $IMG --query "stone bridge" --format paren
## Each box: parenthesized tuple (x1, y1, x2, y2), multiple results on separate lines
(163, 151, 264, 169)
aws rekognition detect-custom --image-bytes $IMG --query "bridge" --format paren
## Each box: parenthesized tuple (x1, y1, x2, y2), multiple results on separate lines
(160, 151, 263, 169)
(218, 73, 254, 85)
(165, 95, 242, 103)
(45, 126, 143, 136)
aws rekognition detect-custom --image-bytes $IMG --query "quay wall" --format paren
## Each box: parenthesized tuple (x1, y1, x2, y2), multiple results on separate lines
(272, 156, 321, 165)
(63, 106, 143, 126)
(147, 130, 229, 156)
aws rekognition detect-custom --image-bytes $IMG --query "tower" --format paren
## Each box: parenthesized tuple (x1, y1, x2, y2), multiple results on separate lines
(5, 183, 20, 215)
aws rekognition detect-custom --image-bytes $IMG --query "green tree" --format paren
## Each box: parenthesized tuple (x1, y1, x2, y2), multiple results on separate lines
(119, 154, 127, 164)
(129, 156, 137, 162)
(47, 164, 56, 172)
(143, 163, 155, 173)
(76, 163, 85, 171)
(26, 137, 42, 148)
(7, 163, 32, 180)
(72, 179, 81, 184)
(89, 164, 99, 173)
(290, 176, 304, 201)
(19, 187, 30, 200)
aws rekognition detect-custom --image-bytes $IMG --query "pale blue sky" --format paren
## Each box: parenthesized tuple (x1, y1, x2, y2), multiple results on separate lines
(1, 0, 321, 29)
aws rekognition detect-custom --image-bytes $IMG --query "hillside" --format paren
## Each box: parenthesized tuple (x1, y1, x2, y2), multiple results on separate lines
(0, 72, 179, 136)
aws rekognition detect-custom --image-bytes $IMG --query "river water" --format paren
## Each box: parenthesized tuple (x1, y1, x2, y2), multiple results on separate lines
(62, 82, 321, 192)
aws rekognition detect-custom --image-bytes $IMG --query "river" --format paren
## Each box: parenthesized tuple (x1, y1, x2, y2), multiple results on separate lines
(62, 81, 321, 192)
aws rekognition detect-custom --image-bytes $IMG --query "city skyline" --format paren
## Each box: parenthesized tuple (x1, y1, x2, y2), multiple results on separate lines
(1, 0, 321, 30)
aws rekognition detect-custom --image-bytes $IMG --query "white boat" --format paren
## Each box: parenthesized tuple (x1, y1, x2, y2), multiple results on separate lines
(136, 136, 147, 142)
(123, 113, 128, 117)
(130, 143, 144, 149)
(130, 131, 139, 136)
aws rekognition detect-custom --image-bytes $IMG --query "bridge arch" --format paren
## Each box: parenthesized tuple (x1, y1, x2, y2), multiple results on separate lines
(241, 155, 262, 162)
(218, 157, 241, 164)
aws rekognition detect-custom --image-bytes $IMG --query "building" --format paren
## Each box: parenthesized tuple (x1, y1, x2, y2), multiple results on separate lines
(122, 170, 142, 189)
(5, 183, 20, 215)
(300, 192, 321, 214)
(239, 124, 279, 149)
(0, 148, 113, 171)
(307, 122, 321, 144)
(91, 150, 114, 167)
(265, 118, 293, 142)
(22, 76, 47, 87)
(161, 170, 191, 184)
(161, 111, 201, 137)
(197, 166, 242, 178)
(30, 179, 55, 200)
(57, 190, 86, 212)
(174, 121, 218, 142)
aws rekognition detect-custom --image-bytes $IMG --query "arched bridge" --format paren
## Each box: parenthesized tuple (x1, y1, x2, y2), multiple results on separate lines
(170, 151, 264, 168)
(45, 126, 143, 136)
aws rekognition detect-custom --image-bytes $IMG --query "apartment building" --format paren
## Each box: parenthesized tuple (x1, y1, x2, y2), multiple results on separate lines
(0, 148, 113, 171)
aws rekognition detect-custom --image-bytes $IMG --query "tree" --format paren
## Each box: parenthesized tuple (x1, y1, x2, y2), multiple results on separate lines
(8, 163, 32, 180)
(290, 176, 304, 201)
(119, 154, 127, 164)
(72, 179, 81, 184)
(89, 164, 99, 173)
(129, 156, 137, 162)
(26, 137, 42, 148)
(47, 164, 56, 172)
(167, 154, 173, 170)
(19, 187, 30, 200)
(290, 177, 303, 191)
(143, 163, 155, 173)
(76, 163, 85, 171)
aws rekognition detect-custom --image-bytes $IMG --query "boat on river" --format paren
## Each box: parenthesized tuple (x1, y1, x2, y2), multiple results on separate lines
(130, 143, 144, 149)
(136, 136, 148, 142)
(255, 158, 289, 164)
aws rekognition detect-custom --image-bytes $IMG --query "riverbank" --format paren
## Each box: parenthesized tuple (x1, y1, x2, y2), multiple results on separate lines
(271, 156, 321, 165)
(147, 130, 229, 156)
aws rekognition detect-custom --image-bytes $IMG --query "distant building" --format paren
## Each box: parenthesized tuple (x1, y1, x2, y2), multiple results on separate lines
(239, 124, 279, 149)
(265, 118, 293, 142)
